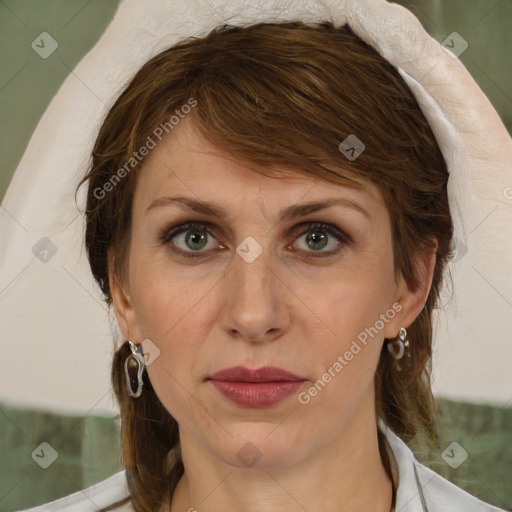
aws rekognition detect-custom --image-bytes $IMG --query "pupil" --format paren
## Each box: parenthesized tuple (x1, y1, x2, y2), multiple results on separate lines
(306, 230, 327, 250)
(186, 230, 207, 250)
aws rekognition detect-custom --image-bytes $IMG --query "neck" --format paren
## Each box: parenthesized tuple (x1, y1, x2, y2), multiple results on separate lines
(170, 389, 392, 512)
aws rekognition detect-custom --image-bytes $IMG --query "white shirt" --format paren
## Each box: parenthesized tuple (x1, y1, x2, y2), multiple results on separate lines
(19, 425, 505, 511)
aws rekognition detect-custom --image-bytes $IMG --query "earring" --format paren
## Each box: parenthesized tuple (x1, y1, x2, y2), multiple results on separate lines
(387, 327, 410, 371)
(124, 340, 145, 398)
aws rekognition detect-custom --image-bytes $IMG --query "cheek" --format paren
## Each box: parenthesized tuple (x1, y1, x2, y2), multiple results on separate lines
(298, 256, 396, 405)
(307, 256, 396, 350)
(310, 290, 385, 386)
(131, 275, 212, 365)
(132, 280, 214, 427)
(128, 237, 218, 336)
(127, 250, 221, 405)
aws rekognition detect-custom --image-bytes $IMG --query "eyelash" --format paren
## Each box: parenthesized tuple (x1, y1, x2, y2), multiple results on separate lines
(159, 221, 352, 259)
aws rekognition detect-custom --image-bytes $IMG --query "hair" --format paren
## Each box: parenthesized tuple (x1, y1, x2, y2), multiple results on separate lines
(79, 21, 453, 511)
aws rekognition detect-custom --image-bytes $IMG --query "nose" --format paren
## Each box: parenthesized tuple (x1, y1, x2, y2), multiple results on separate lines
(219, 242, 291, 344)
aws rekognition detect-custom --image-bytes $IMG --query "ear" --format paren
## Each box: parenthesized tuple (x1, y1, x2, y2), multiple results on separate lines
(108, 248, 141, 341)
(384, 243, 437, 339)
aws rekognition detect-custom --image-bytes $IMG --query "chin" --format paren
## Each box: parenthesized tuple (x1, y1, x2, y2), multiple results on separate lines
(211, 424, 312, 470)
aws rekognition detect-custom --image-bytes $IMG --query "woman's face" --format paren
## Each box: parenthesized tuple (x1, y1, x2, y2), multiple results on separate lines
(111, 117, 422, 468)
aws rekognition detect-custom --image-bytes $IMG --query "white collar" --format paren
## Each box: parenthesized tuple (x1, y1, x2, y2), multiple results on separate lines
(380, 421, 504, 512)
(380, 421, 430, 511)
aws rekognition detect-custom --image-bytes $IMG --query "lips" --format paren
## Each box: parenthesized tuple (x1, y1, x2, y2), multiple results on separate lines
(208, 366, 307, 407)
(209, 365, 306, 382)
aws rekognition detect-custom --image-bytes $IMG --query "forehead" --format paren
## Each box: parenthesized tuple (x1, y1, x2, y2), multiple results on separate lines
(134, 117, 384, 212)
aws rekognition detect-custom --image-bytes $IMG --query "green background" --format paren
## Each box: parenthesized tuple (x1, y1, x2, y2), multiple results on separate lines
(1, 1, 511, 510)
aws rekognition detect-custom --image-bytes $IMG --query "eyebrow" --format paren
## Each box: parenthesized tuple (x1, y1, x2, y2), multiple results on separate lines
(146, 195, 370, 221)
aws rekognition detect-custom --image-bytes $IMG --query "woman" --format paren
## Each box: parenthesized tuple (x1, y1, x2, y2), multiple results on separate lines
(21, 5, 509, 512)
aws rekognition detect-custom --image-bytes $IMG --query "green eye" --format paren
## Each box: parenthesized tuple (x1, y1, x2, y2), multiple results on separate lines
(161, 222, 219, 257)
(293, 222, 349, 255)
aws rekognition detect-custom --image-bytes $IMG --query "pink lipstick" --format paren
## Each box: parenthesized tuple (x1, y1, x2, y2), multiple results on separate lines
(208, 366, 306, 408)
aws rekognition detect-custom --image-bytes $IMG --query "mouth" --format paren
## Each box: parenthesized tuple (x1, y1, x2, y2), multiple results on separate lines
(207, 366, 307, 408)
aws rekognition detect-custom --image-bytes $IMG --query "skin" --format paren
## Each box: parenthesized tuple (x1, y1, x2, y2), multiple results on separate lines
(110, 117, 436, 512)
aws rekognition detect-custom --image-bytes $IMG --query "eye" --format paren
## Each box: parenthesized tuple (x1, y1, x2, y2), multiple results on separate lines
(160, 221, 223, 257)
(292, 222, 350, 256)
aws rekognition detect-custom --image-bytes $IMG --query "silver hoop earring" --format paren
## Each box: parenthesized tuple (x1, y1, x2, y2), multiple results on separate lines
(387, 327, 410, 370)
(124, 340, 145, 398)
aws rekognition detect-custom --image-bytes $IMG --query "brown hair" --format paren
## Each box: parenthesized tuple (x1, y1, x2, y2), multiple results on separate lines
(79, 21, 452, 511)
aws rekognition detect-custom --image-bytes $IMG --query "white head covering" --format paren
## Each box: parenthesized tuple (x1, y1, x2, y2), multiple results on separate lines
(1, 0, 511, 415)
